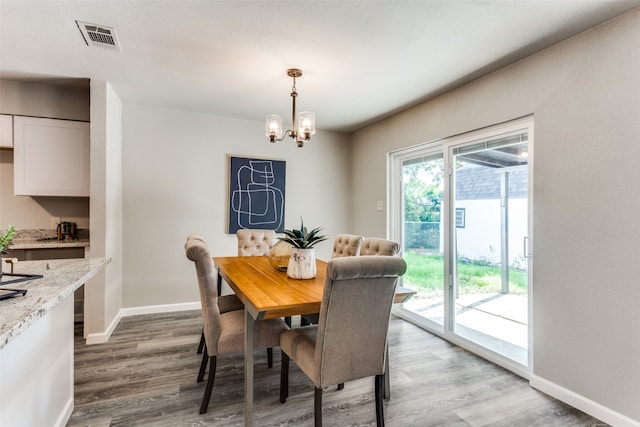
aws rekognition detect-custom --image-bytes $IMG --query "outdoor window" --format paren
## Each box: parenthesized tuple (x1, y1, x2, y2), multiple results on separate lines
(455, 208, 466, 228)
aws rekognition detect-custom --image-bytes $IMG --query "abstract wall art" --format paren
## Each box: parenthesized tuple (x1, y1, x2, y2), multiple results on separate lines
(228, 156, 286, 233)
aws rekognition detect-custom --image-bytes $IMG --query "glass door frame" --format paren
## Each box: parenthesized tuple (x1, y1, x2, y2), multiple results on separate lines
(389, 116, 534, 378)
(388, 140, 446, 333)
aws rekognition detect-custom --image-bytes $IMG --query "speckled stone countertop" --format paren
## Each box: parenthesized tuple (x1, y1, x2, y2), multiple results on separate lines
(9, 239, 90, 249)
(7, 228, 90, 249)
(0, 257, 110, 349)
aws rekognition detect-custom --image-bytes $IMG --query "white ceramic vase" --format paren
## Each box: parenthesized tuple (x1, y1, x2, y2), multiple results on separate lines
(287, 247, 317, 279)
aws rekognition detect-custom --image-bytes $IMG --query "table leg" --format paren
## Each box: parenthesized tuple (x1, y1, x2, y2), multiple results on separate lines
(244, 308, 254, 426)
(384, 345, 391, 400)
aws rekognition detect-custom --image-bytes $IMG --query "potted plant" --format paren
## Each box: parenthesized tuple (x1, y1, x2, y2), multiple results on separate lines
(0, 225, 16, 277)
(280, 218, 327, 279)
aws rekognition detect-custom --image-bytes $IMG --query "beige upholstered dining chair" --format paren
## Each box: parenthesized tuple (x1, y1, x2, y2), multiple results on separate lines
(185, 238, 289, 414)
(359, 237, 402, 398)
(236, 228, 277, 256)
(279, 256, 407, 427)
(187, 235, 244, 355)
(331, 233, 364, 258)
(359, 237, 401, 256)
(301, 233, 364, 327)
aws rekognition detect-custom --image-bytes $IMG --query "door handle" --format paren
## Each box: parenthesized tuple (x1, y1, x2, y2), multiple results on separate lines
(523, 236, 532, 259)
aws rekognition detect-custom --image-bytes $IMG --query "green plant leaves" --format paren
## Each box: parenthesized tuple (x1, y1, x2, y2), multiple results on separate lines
(280, 217, 328, 249)
(0, 225, 16, 254)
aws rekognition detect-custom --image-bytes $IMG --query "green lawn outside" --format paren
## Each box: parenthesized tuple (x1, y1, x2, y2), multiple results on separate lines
(403, 251, 528, 295)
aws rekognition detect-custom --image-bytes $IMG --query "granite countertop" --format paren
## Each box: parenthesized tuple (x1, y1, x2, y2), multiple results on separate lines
(0, 257, 110, 349)
(9, 238, 90, 249)
(7, 228, 90, 250)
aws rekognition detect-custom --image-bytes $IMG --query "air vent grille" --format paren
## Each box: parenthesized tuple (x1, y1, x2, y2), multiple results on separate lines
(76, 21, 121, 51)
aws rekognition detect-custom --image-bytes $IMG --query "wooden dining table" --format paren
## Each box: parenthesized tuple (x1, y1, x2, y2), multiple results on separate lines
(212, 255, 415, 426)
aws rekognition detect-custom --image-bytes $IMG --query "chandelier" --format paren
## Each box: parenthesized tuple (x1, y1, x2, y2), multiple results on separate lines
(266, 68, 316, 148)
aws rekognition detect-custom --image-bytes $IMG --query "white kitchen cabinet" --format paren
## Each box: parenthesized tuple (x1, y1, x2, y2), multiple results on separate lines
(13, 116, 90, 196)
(0, 114, 12, 148)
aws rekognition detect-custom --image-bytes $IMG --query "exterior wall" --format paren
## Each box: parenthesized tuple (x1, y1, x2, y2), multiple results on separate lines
(454, 198, 528, 266)
(350, 9, 640, 424)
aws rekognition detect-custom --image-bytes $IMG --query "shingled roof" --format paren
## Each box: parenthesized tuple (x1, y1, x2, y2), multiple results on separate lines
(455, 167, 528, 200)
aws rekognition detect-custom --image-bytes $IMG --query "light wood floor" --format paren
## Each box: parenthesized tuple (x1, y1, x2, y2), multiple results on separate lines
(67, 310, 607, 426)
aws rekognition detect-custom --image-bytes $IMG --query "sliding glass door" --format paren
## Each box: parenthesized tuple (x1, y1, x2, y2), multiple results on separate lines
(450, 131, 529, 365)
(390, 117, 533, 373)
(397, 152, 445, 330)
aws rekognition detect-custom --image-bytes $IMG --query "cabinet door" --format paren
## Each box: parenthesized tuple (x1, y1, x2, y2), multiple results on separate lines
(14, 116, 90, 196)
(0, 115, 12, 148)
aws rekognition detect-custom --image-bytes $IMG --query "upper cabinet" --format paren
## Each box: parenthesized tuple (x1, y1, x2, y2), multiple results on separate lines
(14, 116, 90, 197)
(0, 115, 13, 148)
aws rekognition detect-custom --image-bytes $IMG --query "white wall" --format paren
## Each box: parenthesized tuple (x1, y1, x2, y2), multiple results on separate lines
(85, 80, 123, 342)
(121, 104, 350, 308)
(350, 9, 640, 425)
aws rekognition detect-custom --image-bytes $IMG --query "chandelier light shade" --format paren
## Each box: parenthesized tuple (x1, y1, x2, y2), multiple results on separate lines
(266, 68, 315, 147)
(266, 114, 283, 140)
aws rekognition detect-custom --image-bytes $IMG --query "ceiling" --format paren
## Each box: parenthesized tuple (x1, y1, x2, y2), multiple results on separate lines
(1, 1, 638, 133)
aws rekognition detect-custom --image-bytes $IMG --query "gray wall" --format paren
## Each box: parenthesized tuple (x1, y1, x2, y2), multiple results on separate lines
(120, 104, 351, 308)
(0, 80, 90, 229)
(350, 9, 640, 422)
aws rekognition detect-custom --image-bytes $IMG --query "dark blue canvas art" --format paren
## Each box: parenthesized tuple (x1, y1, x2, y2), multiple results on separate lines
(228, 156, 286, 233)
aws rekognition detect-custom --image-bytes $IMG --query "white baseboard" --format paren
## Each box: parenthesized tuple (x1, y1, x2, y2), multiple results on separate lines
(54, 396, 73, 427)
(119, 301, 201, 317)
(85, 308, 122, 345)
(530, 375, 640, 427)
(85, 302, 200, 345)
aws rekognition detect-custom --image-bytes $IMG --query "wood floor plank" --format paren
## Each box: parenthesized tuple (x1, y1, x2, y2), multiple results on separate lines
(67, 311, 608, 426)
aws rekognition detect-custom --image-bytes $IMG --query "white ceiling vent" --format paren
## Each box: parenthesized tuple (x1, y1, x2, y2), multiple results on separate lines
(76, 21, 121, 51)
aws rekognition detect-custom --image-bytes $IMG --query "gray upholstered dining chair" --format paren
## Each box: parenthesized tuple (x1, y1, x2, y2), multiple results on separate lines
(185, 238, 289, 414)
(187, 235, 244, 355)
(359, 237, 401, 256)
(301, 233, 364, 327)
(359, 237, 402, 398)
(279, 256, 407, 427)
(236, 228, 277, 256)
(331, 233, 364, 258)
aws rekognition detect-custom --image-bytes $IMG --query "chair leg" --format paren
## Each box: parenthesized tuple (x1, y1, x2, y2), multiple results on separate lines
(197, 330, 205, 354)
(375, 374, 385, 427)
(280, 352, 289, 403)
(267, 347, 274, 368)
(284, 316, 291, 327)
(314, 387, 323, 427)
(199, 355, 217, 414)
(197, 345, 208, 383)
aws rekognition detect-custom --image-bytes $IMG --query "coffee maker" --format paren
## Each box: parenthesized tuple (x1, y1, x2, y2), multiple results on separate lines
(57, 221, 78, 240)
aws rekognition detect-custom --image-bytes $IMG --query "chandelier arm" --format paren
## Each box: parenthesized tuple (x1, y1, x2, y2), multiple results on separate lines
(270, 131, 292, 143)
